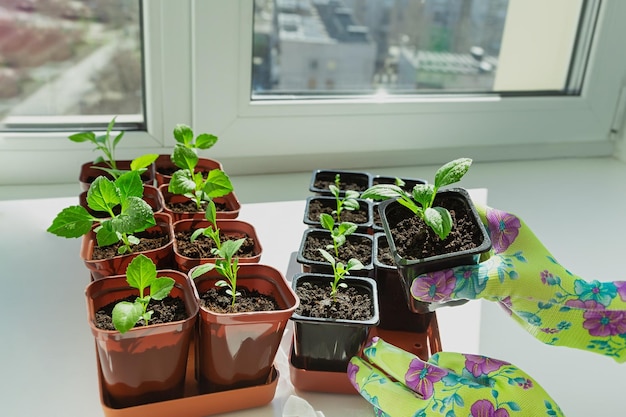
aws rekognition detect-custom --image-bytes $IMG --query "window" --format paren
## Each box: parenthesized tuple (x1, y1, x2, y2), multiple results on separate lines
(0, 0, 145, 131)
(1, 0, 625, 185)
(191, 0, 625, 175)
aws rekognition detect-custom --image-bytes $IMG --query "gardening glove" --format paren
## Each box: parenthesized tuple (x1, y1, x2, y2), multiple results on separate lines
(349, 337, 564, 417)
(411, 204, 626, 363)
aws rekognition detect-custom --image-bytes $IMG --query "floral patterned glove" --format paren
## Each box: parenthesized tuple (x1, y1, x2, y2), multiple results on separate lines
(412, 205, 626, 362)
(349, 337, 564, 417)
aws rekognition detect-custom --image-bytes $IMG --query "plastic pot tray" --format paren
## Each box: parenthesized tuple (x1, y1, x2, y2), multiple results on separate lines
(288, 313, 442, 394)
(96, 337, 279, 417)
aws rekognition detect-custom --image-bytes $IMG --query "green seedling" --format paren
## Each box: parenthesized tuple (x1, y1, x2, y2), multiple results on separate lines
(189, 200, 222, 251)
(191, 238, 246, 307)
(329, 174, 360, 222)
(319, 213, 357, 258)
(318, 248, 363, 301)
(69, 116, 158, 179)
(361, 158, 472, 240)
(168, 167, 233, 211)
(171, 124, 218, 172)
(111, 254, 175, 333)
(47, 170, 156, 254)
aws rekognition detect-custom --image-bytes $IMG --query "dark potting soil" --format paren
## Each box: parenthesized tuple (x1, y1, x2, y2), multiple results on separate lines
(302, 233, 371, 265)
(307, 199, 368, 224)
(295, 281, 373, 321)
(389, 197, 483, 260)
(376, 238, 395, 266)
(94, 295, 187, 331)
(165, 199, 229, 214)
(175, 230, 256, 258)
(200, 287, 279, 313)
(91, 230, 170, 260)
(313, 175, 368, 193)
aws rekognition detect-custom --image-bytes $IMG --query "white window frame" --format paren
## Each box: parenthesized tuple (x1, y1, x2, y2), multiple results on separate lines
(0, 0, 625, 185)
(191, 0, 626, 174)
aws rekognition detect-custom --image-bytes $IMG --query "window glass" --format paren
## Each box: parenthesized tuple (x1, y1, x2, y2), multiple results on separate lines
(0, 0, 144, 129)
(251, 0, 587, 98)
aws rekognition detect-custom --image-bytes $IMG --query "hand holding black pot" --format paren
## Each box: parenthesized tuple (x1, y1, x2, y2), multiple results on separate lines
(410, 205, 626, 363)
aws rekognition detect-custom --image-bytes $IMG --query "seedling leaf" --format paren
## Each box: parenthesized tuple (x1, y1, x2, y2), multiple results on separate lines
(412, 184, 435, 208)
(112, 301, 143, 334)
(130, 153, 158, 172)
(150, 277, 175, 300)
(173, 124, 194, 145)
(169, 169, 196, 195)
(172, 145, 199, 172)
(47, 206, 94, 238)
(360, 184, 405, 200)
(115, 171, 144, 203)
(190, 263, 216, 279)
(87, 176, 120, 213)
(195, 133, 218, 149)
(434, 158, 472, 188)
(126, 254, 157, 291)
(203, 169, 233, 198)
(424, 207, 453, 240)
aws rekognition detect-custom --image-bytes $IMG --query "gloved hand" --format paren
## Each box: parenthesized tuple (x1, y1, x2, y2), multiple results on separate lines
(349, 337, 565, 417)
(412, 204, 626, 363)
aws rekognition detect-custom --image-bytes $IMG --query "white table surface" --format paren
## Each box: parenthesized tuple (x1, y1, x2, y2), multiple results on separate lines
(0, 190, 485, 417)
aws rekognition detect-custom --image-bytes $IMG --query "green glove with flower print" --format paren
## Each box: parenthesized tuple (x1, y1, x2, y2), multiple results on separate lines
(349, 337, 564, 417)
(411, 205, 626, 363)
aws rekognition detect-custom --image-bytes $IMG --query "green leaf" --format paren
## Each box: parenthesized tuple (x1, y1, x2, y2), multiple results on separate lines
(434, 158, 472, 188)
(112, 301, 143, 333)
(190, 228, 206, 242)
(343, 199, 360, 211)
(333, 234, 346, 247)
(95, 221, 121, 247)
(68, 132, 95, 143)
(169, 169, 196, 195)
(114, 197, 155, 234)
(126, 254, 157, 292)
(173, 124, 194, 146)
(195, 133, 218, 149)
(320, 213, 334, 231)
(318, 248, 335, 265)
(360, 184, 405, 201)
(412, 184, 435, 209)
(115, 171, 144, 202)
(112, 131, 125, 149)
(47, 206, 94, 238)
(203, 169, 233, 198)
(424, 207, 452, 240)
(328, 184, 340, 197)
(338, 222, 357, 236)
(130, 153, 158, 171)
(219, 238, 245, 260)
(150, 276, 175, 300)
(87, 176, 120, 213)
(205, 200, 217, 224)
(172, 144, 198, 171)
(346, 258, 364, 270)
(190, 263, 216, 279)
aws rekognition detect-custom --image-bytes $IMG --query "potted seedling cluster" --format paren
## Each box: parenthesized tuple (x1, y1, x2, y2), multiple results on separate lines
(362, 158, 492, 313)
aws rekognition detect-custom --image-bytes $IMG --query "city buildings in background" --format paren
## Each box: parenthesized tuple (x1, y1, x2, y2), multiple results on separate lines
(252, 0, 509, 95)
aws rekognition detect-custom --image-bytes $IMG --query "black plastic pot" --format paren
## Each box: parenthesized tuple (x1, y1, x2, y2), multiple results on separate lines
(373, 233, 434, 331)
(290, 273, 379, 372)
(309, 169, 372, 196)
(303, 196, 374, 234)
(296, 228, 374, 277)
(379, 187, 492, 313)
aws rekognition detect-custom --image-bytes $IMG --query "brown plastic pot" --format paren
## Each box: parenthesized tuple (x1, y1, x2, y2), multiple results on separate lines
(172, 218, 263, 272)
(85, 269, 199, 409)
(378, 188, 492, 313)
(154, 154, 223, 187)
(80, 212, 175, 280)
(190, 263, 298, 393)
(158, 184, 241, 222)
(79, 160, 155, 192)
(79, 185, 162, 218)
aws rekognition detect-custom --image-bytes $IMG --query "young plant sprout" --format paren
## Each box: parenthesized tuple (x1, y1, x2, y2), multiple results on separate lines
(191, 238, 246, 307)
(69, 116, 158, 179)
(111, 254, 175, 333)
(47, 170, 156, 254)
(318, 248, 363, 301)
(189, 200, 222, 250)
(329, 174, 360, 223)
(171, 123, 218, 168)
(361, 158, 472, 240)
(319, 213, 357, 258)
